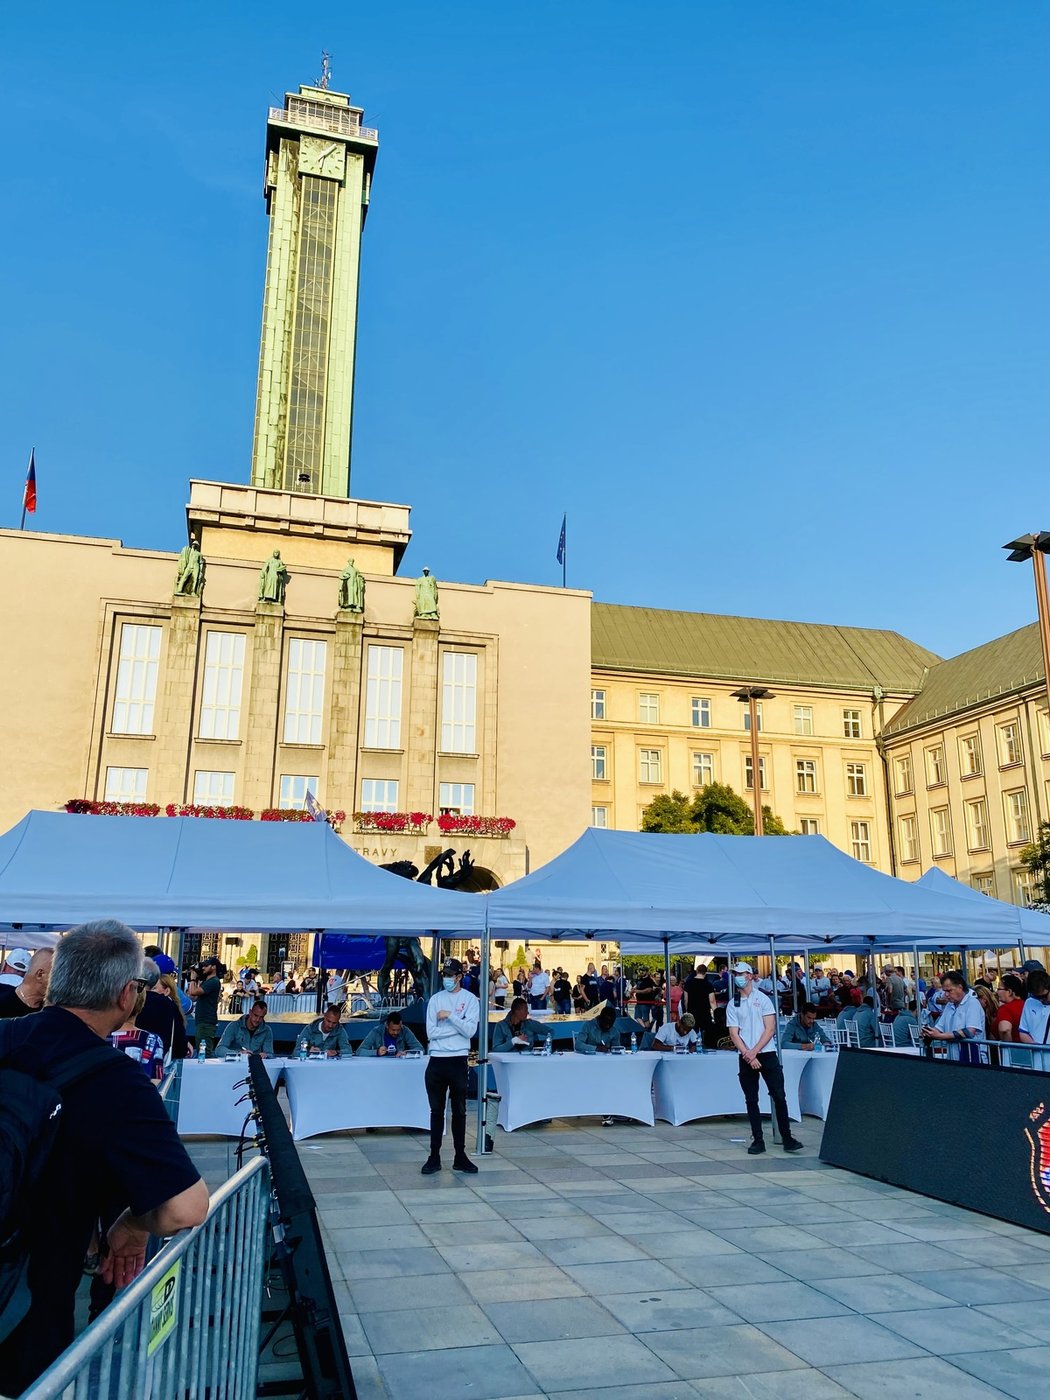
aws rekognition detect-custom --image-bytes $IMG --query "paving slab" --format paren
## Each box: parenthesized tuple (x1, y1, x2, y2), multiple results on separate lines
(758, 1314, 924, 1366)
(482, 1296, 627, 1343)
(378, 1342, 538, 1400)
(821, 1356, 1009, 1400)
(640, 1322, 809, 1379)
(705, 1280, 852, 1323)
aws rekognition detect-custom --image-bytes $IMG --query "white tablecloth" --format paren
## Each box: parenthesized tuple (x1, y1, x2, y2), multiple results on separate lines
(177, 1057, 286, 1137)
(797, 1051, 840, 1119)
(652, 1050, 807, 1126)
(489, 1052, 659, 1131)
(283, 1057, 431, 1141)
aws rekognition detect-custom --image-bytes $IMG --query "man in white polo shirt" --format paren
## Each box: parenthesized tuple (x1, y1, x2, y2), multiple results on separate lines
(421, 957, 479, 1176)
(922, 970, 984, 1061)
(726, 962, 803, 1156)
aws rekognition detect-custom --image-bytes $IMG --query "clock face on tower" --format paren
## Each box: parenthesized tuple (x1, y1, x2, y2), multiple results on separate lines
(298, 134, 346, 181)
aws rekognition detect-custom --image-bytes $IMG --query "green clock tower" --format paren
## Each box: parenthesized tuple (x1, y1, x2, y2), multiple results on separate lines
(250, 82, 378, 499)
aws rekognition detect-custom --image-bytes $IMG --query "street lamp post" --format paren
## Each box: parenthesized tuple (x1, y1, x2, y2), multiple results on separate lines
(731, 686, 775, 835)
(1003, 532, 1050, 716)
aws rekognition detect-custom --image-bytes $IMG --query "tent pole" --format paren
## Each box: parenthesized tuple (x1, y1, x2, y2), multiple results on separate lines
(1018, 937, 1027, 971)
(768, 935, 781, 1144)
(663, 937, 672, 1022)
(913, 943, 921, 1022)
(475, 920, 491, 1155)
(429, 933, 441, 997)
(803, 949, 811, 1003)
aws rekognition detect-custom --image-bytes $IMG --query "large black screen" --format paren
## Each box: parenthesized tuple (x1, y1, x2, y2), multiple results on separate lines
(820, 1048, 1050, 1236)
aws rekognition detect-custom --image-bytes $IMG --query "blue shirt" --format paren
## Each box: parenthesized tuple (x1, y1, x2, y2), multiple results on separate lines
(216, 1016, 274, 1055)
(782, 1015, 831, 1048)
(575, 1017, 634, 1053)
(302, 1017, 352, 1056)
(492, 1016, 549, 1051)
(356, 1024, 423, 1056)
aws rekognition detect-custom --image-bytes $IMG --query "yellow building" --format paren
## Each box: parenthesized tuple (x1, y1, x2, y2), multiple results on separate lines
(589, 603, 940, 871)
(881, 622, 1050, 902)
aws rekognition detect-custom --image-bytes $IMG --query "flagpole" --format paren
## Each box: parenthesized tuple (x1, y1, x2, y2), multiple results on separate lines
(563, 514, 567, 589)
(20, 447, 35, 530)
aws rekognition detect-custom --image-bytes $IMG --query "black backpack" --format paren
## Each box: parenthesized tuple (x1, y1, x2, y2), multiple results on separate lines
(0, 1027, 114, 1342)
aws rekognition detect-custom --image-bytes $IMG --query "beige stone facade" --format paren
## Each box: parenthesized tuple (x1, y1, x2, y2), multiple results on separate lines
(0, 496, 592, 892)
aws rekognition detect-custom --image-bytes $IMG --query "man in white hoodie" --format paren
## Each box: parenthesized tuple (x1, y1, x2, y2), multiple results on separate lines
(422, 957, 480, 1175)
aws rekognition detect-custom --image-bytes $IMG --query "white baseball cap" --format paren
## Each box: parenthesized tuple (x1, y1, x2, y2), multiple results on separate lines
(3, 948, 31, 974)
(730, 962, 753, 974)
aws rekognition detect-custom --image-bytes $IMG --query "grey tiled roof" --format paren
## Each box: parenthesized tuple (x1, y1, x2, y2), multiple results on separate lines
(592, 602, 940, 694)
(881, 621, 1045, 736)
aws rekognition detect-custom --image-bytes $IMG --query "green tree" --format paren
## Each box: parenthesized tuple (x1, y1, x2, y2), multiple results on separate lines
(642, 782, 790, 836)
(1020, 821, 1050, 909)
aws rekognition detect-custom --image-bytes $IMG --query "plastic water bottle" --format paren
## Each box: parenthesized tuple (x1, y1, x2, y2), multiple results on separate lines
(815, 1040, 824, 1054)
(630, 1031, 637, 1054)
(297, 1035, 308, 1062)
(197, 1039, 206, 1063)
(544, 1034, 552, 1057)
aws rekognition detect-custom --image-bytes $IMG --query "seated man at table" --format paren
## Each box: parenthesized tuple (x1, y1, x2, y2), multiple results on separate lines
(303, 1003, 353, 1057)
(891, 999, 920, 1047)
(357, 1010, 423, 1057)
(574, 1005, 633, 1054)
(851, 995, 879, 1048)
(493, 997, 549, 1051)
(652, 1012, 699, 1052)
(782, 1003, 832, 1050)
(216, 998, 274, 1057)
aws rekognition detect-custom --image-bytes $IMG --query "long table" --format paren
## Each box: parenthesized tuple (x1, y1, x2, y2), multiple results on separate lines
(176, 1057, 286, 1136)
(651, 1050, 810, 1126)
(283, 1057, 431, 1141)
(489, 1051, 659, 1131)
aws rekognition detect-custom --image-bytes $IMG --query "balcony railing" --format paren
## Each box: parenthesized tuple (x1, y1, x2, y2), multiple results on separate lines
(269, 104, 378, 141)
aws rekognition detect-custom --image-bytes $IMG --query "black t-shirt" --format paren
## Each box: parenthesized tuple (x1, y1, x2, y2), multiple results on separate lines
(635, 974, 657, 1005)
(683, 974, 713, 1028)
(553, 977, 572, 1002)
(194, 974, 222, 1027)
(0, 983, 34, 1018)
(0, 1008, 201, 1391)
(136, 991, 180, 1055)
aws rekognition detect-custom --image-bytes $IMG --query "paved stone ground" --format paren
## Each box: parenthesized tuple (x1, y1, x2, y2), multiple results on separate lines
(190, 1118, 1050, 1400)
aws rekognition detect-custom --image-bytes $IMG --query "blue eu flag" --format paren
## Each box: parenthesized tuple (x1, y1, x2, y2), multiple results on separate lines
(556, 514, 566, 566)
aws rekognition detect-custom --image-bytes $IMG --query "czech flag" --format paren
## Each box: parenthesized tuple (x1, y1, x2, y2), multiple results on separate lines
(22, 449, 36, 516)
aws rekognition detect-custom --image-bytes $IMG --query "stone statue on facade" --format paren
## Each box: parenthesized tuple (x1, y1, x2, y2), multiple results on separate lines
(258, 549, 289, 605)
(173, 534, 205, 597)
(414, 567, 439, 620)
(338, 557, 365, 612)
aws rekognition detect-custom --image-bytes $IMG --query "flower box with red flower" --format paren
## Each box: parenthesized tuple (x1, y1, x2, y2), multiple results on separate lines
(435, 814, 516, 838)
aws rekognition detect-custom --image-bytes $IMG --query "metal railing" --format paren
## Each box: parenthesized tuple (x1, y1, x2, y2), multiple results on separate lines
(902, 1036, 1050, 1070)
(269, 104, 378, 140)
(20, 1157, 270, 1400)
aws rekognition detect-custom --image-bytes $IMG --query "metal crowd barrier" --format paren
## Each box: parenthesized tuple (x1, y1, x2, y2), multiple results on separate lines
(19, 1157, 270, 1400)
(909, 1036, 1050, 1070)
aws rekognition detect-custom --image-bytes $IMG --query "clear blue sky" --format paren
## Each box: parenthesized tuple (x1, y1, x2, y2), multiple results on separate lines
(3, 1, 1048, 659)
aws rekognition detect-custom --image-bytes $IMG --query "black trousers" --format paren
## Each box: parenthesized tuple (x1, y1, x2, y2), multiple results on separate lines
(425, 1055, 468, 1158)
(737, 1051, 793, 1143)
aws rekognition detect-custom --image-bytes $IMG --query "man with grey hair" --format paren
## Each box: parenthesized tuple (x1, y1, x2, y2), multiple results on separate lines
(0, 948, 54, 1020)
(0, 920, 207, 1393)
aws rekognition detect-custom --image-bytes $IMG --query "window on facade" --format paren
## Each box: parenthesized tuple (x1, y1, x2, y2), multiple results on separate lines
(1014, 868, 1037, 906)
(639, 749, 663, 783)
(898, 814, 918, 863)
(795, 759, 817, 794)
(591, 688, 606, 720)
(925, 745, 946, 786)
(845, 762, 868, 797)
(199, 631, 246, 741)
(104, 767, 148, 802)
(964, 798, 990, 851)
(842, 709, 862, 739)
(439, 782, 475, 816)
(1040, 709, 1050, 756)
(744, 755, 768, 790)
(362, 645, 402, 749)
(929, 806, 952, 857)
(895, 753, 913, 794)
(1003, 789, 1031, 844)
(193, 771, 235, 805)
(441, 652, 477, 753)
(850, 820, 873, 862)
(743, 703, 763, 732)
(280, 774, 320, 810)
(284, 638, 327, 745)
(793, 705, 813, 736)
(359, 778, 398, 812)
(692, 752, 714, 787)
(997, 721, 1022, 767)
(112, 623, 161, 735)
(591, 805, 609, 828)
(799, 818, 820, 835)
(691, 697, 711, 728)
(638, 692, 660, 723)
(971, 873, 995, 897)
(958, 734, 982, 777)
(591, 745, 608, 781)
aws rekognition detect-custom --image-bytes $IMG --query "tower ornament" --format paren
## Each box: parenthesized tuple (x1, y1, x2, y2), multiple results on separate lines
(318, 51, 331, 90)
(414, 567, 439, 620)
